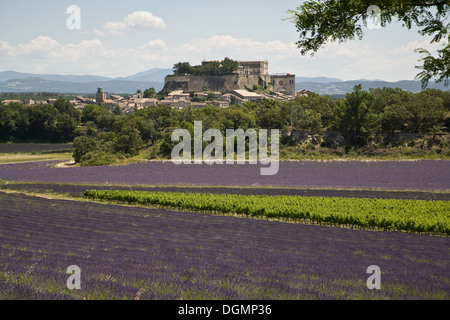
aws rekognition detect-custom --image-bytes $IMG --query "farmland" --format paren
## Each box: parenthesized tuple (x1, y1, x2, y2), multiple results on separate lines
(0, 144, 73, 164)
(0, 158, 449, 300)
(0, 143, 72, 154)
(0, 192, 449, 300)
(84, 190, 450, 235)
(2, 182, 449, 201)
(0, 160, 449, 191)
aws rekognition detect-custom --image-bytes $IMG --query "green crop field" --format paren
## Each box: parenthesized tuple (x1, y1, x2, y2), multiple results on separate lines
(84, 190, 450, 236)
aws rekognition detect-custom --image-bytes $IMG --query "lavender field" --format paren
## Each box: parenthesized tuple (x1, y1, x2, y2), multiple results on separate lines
(0, 192, 449, 300)
(0, 160, 449, 191)
(1, 159, 449, 300)
(0, 144, 72, 154)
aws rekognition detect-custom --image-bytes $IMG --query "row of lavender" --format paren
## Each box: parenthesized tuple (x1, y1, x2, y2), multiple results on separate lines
(0, 160, 449, 190)
(2, 183, 449, 201)
(1, 192, 448, 300)
(0, 144, 72, 154)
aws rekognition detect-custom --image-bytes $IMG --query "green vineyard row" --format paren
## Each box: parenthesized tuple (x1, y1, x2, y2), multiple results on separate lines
(84, 190, 450, 236)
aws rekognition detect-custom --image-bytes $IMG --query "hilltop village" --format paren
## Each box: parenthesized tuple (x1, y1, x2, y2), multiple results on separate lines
(1, 60, 311, 114)
(91, 59, 310, 114)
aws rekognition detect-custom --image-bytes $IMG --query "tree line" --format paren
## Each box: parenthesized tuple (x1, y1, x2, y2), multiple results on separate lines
(0, 85, 449, 164)
(0, 98, 80, 143)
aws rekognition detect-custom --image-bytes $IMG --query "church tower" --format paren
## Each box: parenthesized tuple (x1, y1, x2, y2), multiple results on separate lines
(96, 86, 106, 105)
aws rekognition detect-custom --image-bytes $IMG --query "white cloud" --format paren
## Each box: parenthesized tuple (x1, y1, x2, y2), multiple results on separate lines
(175, 35, 299, 60)
(390, 39, 446, 55)
(0, 36, 177, 77)
(101, 11, 166, 37)
(0, 34, 442, 81)
(0, 36, 60, 57)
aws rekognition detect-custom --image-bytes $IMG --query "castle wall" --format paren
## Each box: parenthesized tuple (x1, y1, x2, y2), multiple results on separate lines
(163, 72, 295, 96)
(163, 74, 267, 92)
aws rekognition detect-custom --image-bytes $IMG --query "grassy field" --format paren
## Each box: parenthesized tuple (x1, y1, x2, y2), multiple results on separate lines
(0, 153, 74, 164)
(0, 143, 74, 164)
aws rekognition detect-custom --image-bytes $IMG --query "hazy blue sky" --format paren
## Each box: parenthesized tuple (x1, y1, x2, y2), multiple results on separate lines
(0, 0, 447, 81)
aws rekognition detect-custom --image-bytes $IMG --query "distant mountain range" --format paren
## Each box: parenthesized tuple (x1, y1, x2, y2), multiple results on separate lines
(295, 80, 450, 96)
(0, 68, 172, 94)
(0, 69, 448, 95)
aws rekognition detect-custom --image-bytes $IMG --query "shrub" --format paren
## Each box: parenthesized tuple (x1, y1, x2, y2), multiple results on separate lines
(72, 136, 98, 163)
(80, 151, 116, 167)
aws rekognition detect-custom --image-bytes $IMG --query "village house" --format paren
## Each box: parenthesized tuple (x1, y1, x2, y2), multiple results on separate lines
(232, 89, 263, 101)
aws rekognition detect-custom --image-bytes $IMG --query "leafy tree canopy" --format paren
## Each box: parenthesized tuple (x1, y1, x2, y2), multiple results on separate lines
(173, 58, 240, 76)
(287, 0, 450, 88)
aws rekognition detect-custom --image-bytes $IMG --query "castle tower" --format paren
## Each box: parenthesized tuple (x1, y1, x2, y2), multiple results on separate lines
(96, 86, 106, 105)
(271, 74, 296, 96)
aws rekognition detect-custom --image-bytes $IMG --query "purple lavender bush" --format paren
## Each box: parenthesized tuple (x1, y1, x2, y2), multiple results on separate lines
(0, 192, 448, 300)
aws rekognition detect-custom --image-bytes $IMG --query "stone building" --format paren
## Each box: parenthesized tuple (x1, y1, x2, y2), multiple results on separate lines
(238, 60, 269, 76)
(232, 89, 263, 101)
(271, 74, 296, 96)
(163, 59, 295, 96)
(96, 87, 106, 105)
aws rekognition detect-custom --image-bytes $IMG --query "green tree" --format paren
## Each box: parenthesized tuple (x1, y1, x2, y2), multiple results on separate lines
(173, 58, 239, 76)
(203, 61, 221, 75)
(339, 85, 378, 145)
(55, 113, 78, 141)
(112, 105, 123, 116)
(258, 106, 287, 130)
(27, 105, 58, 142)
(81, 104, 111, 124)
(79, 151, 116, 167)
(405, 91, 445, 133)
(173, 62, 192, 75)
(115, 126, 143, 156)
(72, 136, 98, 163)
(206, 92, 217, 101)
(222, 57, 239, 74)
(288, 93, 338, 129)
(381, 104, 412, 133)
(0, 104, 27, 142)
(128, 118, 157, 143)
(218, 107, 256, 131)
(143, 87, 156, 98)
(287, 0, 450, 88)
(255, 100, 290, 130)
(96, 114, 117, 131)
(53, 98, 81, 122)
(291, 107, 323, 134)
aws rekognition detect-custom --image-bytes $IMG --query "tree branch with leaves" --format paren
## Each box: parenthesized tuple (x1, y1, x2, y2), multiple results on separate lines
(287, 0, 449, 88)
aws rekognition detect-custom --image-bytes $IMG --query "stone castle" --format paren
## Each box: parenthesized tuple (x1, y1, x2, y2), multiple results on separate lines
(163, 60, 296, 96)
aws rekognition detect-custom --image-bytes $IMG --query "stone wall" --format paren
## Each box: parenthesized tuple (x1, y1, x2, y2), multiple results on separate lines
(282, 130, 347, 147)
(163, 74, 266, 92)
(384, 132, 422, 146)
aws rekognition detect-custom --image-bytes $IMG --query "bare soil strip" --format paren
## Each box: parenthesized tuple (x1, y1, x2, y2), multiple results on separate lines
(1, 183, 449, 201)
